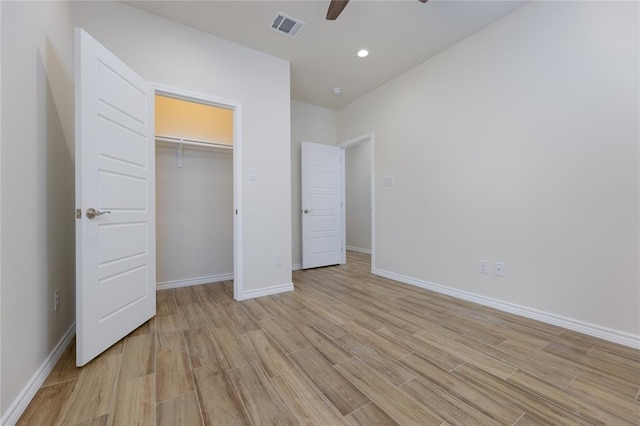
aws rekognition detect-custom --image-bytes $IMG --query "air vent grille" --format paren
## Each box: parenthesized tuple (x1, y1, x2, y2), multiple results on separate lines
(270, 12, 306, 39)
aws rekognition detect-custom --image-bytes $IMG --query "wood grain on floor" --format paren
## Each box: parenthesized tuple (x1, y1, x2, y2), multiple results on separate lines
(19, 251, 640, 425)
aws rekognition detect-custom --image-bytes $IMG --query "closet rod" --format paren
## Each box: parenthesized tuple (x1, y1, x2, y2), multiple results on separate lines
(155, 135, 233, 150)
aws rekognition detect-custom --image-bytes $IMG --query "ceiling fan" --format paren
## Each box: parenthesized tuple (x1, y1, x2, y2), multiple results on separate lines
(326, 0, 428, 21)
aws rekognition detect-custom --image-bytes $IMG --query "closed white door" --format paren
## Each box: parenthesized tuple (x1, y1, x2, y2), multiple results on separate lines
(75, 29, 155, 366)
(301, 142, 343, 269)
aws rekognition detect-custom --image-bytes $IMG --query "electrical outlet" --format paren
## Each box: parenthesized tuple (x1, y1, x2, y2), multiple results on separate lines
(479, 260, 489, 274)
(54, 288, 60, 311)
(494, 262, 505, 277)
(274, 254, 282, 266)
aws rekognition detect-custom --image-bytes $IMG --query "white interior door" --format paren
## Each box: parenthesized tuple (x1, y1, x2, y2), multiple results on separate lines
(75, 28, 155, 366)
(301, 142, 343, 269)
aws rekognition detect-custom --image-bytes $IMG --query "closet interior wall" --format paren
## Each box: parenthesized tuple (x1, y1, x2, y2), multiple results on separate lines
(156, 145, 233, 287)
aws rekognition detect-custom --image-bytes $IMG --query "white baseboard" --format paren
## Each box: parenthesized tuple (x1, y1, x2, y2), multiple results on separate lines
(292, 263, 302, 271)
(346, 246, 371, 254)
(156, 273, 234, 290)
(2, 324, 76, 426)
(374, 268, 640, 349)
(237, 282, 294, 301)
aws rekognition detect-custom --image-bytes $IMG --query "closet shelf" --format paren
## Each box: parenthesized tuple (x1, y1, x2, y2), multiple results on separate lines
(156, 135, 232, 168)
(155, 135, 233, 151)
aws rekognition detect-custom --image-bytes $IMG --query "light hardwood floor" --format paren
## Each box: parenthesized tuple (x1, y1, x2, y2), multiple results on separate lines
(19, 252, 640, 425)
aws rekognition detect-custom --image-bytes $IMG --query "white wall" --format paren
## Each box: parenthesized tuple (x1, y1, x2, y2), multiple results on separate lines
(291, 101, 337, 268)
(345, 141, 371, 252)
(1, 0, 75, 419)
(71, 1, 292, 295)
(156, 147, 234, 287)
(338, 1, 639, 343)
(2, 0, 292, 420)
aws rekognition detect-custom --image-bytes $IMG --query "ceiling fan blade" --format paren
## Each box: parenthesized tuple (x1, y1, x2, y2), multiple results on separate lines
(326, 0, 349, 20)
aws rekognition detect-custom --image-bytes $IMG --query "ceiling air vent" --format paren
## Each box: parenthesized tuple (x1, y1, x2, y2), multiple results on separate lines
(270, 12, 306, 39)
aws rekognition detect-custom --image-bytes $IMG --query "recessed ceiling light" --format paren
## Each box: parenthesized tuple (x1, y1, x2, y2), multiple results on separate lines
(357, 49, 369, 58)
(332, 88, 342, 95)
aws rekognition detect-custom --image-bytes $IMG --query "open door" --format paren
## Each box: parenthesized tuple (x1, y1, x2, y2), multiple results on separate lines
(75, 29, 155, 366)
(301, 142, 343, 269)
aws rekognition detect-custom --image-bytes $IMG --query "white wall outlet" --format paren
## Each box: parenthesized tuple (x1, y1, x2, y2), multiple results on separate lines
(54, 288, 60, 311)
(479, 260, 489, 274)
(382, 176, 395, 187)
(249, 168, 257, 181)
(494, 262, 505, 277)
(274, 253, 282, 266)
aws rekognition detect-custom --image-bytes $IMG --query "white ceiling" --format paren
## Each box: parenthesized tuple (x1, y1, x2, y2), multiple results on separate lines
(124, 0, 528, 110)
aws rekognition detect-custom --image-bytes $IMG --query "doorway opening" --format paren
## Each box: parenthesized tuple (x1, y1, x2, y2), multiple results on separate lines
(340, 132, 375, 272)
(154, 88, 243, 299)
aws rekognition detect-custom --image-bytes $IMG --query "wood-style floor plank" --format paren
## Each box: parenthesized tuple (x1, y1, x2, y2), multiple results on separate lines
(506, 370, 634, 425)
(210, 325, 255, 369)
(453, 364, 589, 425)
(258, 317, 310, 354)
(156, 290, 178, 316)
(565, 377, 640, 424)
(335, 334, 417, 386)
(156, 344, 194, 402)
(455, 335, 574, 389)
(183, 327, 224, 369)
(156, 392, 203, 426)
(271, 368, 347, 425)
(192, 362, 251, 426)
(19, 252, 640, 426)
(500, 333, 640, 400)
(175, 286, 200, 306)
(335, 358, 444, 425)
(77, 414, 110, 426)
(398, 352, 523, 425)
(289, 347, 370, 416)
(298, 324, 352, 365)
(58, 355, 121, 425)
(400, 376, 501, 425)
(345, 402, 400, 426)
(242, 329, 295, 377)
(119, 333, 155, 381)
(109, 374, 155, 426)
(42, 339, 81, 387)
(228, 362, 298, 425)
(16, 380, 77, 426)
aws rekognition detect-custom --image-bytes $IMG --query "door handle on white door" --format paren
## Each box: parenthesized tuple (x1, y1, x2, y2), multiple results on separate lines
(86, 208, 112, 219)
(303, 209, 313, 214)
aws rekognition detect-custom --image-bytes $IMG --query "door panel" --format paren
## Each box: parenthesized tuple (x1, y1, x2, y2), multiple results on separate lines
(301, 142, 343, 269)
(75, 28, 155, 366)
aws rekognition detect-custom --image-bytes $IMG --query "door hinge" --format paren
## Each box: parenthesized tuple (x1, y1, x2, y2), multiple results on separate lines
(76, 208, 82, 219)
(235, 209, 238, 215)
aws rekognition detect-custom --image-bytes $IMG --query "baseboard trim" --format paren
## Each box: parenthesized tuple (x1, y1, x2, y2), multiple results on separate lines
(237, 282, 294, 301)
(156, 273, 234, 290)
(346, 246, 371, 254)
(292, 263, 302, 271)
(2, 323, 76, 426)
(374, 268, 640, 349)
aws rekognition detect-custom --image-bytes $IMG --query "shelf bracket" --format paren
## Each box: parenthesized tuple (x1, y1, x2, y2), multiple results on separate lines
(177, 138, 183, 168)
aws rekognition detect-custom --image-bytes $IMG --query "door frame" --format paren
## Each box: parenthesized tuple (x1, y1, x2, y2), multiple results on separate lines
(153, 84, 244, 299)
(339, 132, 375, 273)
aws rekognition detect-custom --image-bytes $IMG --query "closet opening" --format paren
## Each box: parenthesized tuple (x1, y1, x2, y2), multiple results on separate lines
(153, 88, 243, 300)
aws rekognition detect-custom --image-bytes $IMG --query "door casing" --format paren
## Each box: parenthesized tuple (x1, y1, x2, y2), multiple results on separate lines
(339, 132, 375, 272)
(153, 84, 244, 299)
